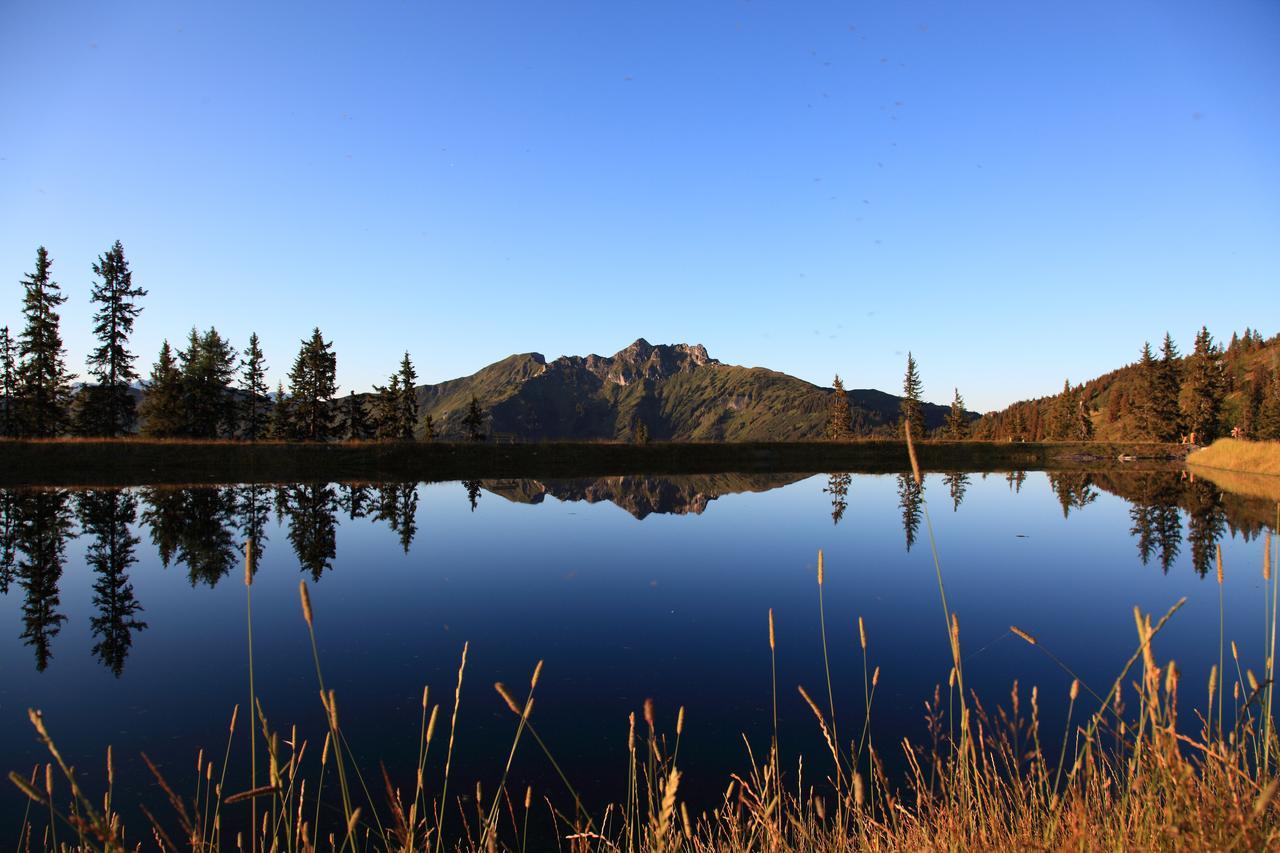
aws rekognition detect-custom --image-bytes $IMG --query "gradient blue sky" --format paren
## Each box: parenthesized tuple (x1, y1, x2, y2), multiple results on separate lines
(1, 1, 1276, 411)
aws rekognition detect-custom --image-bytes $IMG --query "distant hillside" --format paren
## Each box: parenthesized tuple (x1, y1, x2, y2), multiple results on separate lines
(409, 338, 965, 441)
(974, 327, 1280, 442)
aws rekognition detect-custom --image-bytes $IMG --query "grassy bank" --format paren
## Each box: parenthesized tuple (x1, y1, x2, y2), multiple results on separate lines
(1189, 438, 1280, 482)
(0, 438, 1188, 486)
(9, 442, 1277, 851)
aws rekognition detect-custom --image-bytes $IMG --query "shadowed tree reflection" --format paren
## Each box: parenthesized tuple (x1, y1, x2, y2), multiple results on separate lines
(140, 487, 239, 586)
(0, 488, 17, 593)
(373, 483, 419, 553)
(942, 472, 970, 512)
(1006, 470, 1027, 493)
(1047, 472, 1098, 519)
(340, 483, 371, 521)
(1186, 478, 1227, 578)
(824, 473, 850, 525)
(464, 480, 482, 513)
(280, 483, 339, 581)
(77, 490, 146, 676)
(15, 489, 74, 671)
(897, 474, 923, 551)
(235, 484, 271, 580)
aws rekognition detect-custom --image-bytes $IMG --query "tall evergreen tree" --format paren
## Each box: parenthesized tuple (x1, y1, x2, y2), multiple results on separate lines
(1240, 369, 1266, 438)
(286, 328, 337, 441)
(1182, 326, 1224, 442)
(16, 247, 74, 437)
(463, 396, 488, 441)
(342, 391, 371, 440)
(372, 375, 402, 440)
(269, 383, 294, 440)
(825, 375, 854, 440)
(1133, 342, 1160, 439)
(1151, 333, 1183, 441)
(179, 328, 237, 437)
(78, 490, 146, 676)
(1046, 380, 1076, 440)
(899, 352, 924, 440)
(138, 341, 186, 437)
(239, 333, 270, 440)
(944, 388, 969, 439)
(0, 326, 16, 437)
(79, 241, 146, 436)
(395, 352, 419, 440)
(1257, 368, 1280, 440)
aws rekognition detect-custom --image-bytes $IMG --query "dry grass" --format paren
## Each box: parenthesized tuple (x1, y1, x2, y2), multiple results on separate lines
(1189, 438, 1280, 479)
(8, 458, 1280, 849)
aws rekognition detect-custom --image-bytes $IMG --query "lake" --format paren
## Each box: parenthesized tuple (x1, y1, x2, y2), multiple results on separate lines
(0, 468, 1274, 839)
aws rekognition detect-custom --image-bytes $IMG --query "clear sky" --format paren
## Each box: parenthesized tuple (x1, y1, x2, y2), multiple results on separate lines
(0, 1, 1276, 412)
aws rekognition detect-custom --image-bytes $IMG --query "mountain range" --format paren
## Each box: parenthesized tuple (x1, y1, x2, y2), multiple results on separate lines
(408, 338, 962, 441)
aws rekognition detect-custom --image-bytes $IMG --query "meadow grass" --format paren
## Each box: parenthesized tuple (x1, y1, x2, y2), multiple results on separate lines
(8, 438, 1280, 850)
(1189, 438, 1280, 481)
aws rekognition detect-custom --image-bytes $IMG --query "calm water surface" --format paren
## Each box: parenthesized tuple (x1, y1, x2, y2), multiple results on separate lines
(0, 470, 1274, 833)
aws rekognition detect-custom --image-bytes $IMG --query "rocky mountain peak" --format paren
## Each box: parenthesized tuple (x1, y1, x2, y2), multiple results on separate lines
(582, 339, 719, 386)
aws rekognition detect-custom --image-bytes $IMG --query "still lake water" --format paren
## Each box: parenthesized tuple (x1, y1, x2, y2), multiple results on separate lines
(0, 470, 1275, 833)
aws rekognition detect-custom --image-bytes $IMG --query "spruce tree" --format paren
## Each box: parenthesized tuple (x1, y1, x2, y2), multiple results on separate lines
(16, 247, 74, 437)
(239, 333, 270, 440)
(340, 391, 368, 440)
(1151, 333, 1183, 441)
(462, 396, 487, 442)
(269, 383, 294, 440)
(825, 375, 854, 440)
(0, 326, 16, 437)
(286, 328, 338, 441)
(372, 375, 401, 439)
(1240, 369, 1266, 438)
(179, 328, 237, 437)
(1046, 380, 1075, 440)
(1257, 368, 1280, 441)
(900, 352, 924, 440)
(944, 388, 969, 439)
(1133, 342, 1159, 439)
(80, 241, 146, 436)
(396, 352, 419, 440)
(138, 341, 186, 437)
(1182, 326, 1224, 442)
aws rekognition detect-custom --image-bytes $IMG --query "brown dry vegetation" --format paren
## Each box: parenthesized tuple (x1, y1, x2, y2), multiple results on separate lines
(1190, 438, 1280, 482)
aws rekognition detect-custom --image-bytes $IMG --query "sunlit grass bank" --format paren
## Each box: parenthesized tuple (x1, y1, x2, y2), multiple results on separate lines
(1190, 438, 1280, 485)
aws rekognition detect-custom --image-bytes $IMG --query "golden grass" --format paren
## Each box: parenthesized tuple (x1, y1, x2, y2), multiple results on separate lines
(1189, 438, 1280, 479)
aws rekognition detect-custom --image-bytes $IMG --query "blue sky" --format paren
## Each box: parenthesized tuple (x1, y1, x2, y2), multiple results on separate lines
(0, 1, 1276, 411)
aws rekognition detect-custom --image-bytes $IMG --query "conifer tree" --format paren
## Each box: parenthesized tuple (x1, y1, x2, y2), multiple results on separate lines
(138, 341, 185, 437)
(80, 241, 146, 436)
(462, 396, 487, 441)
(944, 388, 969, 439)
(0, 326, 16, 437)
(395, 352, 419, 440)
(1257, 368, 1280, 441)
(1133, 342, 1160, 439)
(1182, 326, 1223, 442)
(825, 375, 854, 440)
(1240, 369, 1266, 438)
(342, 391, 371, 440)
(900, 353, 924, 440)
(1074, 388, 1095, 440)
(1046, 380, 1075, 440)
(269, 383, 294, 440)
(286, 328, 337, 441)
(239, 333, 270, 441)
(179, 328, 237, 437)
(1151, 333, 1182, 441)
(16, 247, 74, 437)
(372, 375, 402, 439)
(1006, 406, 1026, 441)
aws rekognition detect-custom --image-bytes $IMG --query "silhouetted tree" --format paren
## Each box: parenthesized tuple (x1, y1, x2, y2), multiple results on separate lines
(1152, 333, 1182, 441)
(16, 247, 74, 437)
(140, 487, 239, 586)
(239, 333, 270, 440)
(1182, 327, 1223, 442)
(1257, 368, 1280, 440)
(373, 483, 419, 552)
(138, 341, 185, 437)
(1133, 342, 1160, 439)
(179, 328, 237, 437)
(396, 353, 419, 440)
(826, 375, 854, 440)
(342, 391, 371, 440)
(900, 354, 924, 440)
(14, 489, 73, 671)
(78, 490, 146, 676)
(0, 488, 17, 594)
(372, 375, 402, 440)
(235, 484, 272, 579)
(269, 383, 293, 440)
(78, 241, 146, 436)
(1185, 478, 1225, 577)
(340, 483, 371, 520)
(285, 328, 338, 441)
(464, 479, 482, 511)
(0, 326, 16, 437)
(463, 396, 487, 442)
(944, 389, 969, 439)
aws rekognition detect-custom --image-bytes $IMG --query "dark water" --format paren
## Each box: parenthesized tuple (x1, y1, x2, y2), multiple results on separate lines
(0, 470, 1274, 837)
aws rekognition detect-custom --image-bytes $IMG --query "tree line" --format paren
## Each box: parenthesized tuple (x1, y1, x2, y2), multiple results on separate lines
(825, 352, 979, 441)
(0, 245, 491, 441)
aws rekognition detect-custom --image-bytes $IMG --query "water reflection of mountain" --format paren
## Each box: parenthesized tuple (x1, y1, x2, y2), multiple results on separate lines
(481, 473, 810, 519)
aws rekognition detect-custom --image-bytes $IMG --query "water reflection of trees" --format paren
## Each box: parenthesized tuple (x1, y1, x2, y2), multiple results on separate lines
(15, 490, 74, 671)
(941, 472, 970, 512)
(141, 487, 239, 586)
(824, 473, 851, 525)
(897, 474, 923, 551)
(78, 490, 147, 676)
(374, 483, 419, 553)
(278, 483, 339, 581)
(1005, 470, 1027, 493)
(464, 480, 482, 513)
(1046, 472, 1098, 519)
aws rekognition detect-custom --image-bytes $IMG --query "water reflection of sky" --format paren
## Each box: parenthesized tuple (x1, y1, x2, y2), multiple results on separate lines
(0, 472, 1273, 833)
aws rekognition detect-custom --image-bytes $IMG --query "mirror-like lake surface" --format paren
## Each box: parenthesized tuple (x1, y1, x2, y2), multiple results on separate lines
(0, 470, 1274, 835)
